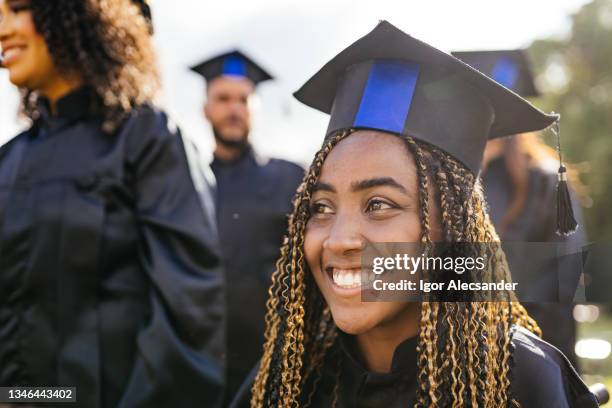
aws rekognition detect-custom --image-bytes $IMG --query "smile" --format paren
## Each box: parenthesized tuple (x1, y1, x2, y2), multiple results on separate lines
(1, 46, 26, 66)
(330, 267, 362, 289)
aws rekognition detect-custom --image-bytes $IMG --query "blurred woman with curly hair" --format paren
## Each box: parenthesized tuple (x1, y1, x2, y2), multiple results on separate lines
(0, 1, 224, 406)
(231, 21, 597, 408)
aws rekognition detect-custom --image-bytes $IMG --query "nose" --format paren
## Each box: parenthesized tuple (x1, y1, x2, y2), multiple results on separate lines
(229, 101, 247, 116)
(323, 213, 364, 255)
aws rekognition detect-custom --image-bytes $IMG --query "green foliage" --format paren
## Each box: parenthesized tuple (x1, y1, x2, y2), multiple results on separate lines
(528, 0, 612, 241)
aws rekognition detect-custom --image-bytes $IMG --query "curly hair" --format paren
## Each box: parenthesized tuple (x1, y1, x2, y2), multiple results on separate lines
(250, 129, 541, 407)
(22, 0, 159, 132)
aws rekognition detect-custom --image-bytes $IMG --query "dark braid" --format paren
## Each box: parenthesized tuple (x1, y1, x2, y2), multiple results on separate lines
(252, 131, 351, 406)
(22, 0, 158, 132)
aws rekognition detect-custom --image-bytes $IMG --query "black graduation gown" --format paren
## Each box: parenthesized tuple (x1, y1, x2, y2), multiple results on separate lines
(0, 88, 225, 408)
(210, 147, 304, 402)
(230, 326, 598, 407)
(482, 157, 586, 367)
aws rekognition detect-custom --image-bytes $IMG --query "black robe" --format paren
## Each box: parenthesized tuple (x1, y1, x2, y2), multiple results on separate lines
(230, 326, 598, 407)
(210, 147, 304, 402)
(0, 88, 225, 408)
(483, 157, 586, 367)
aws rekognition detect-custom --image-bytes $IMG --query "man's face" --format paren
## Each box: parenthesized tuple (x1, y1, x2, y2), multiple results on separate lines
(204, 76, 254, 147)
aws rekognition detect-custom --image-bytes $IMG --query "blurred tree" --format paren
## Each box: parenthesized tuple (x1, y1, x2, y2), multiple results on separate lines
(529, 0, 612, 241)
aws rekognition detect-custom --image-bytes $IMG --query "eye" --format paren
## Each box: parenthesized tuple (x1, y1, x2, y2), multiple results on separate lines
(217, 95, 230, 103)
(310, 202, 334, 216)
(366, 198, 396, 213)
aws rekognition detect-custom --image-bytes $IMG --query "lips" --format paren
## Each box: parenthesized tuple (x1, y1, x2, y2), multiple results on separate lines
(1, 45, 26, 66)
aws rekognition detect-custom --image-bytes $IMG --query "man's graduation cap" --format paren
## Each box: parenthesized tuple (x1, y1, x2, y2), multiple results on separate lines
(451, 49, 539, 97)
(294, 21, 557, 175)
(295, 21, 576, 235)
(190, 50, 273, 86)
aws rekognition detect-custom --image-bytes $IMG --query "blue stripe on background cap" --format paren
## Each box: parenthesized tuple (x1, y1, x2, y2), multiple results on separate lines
(491, 57, 519, 89)
(353, 61, 420, 134)
(222, 55, 247, 77)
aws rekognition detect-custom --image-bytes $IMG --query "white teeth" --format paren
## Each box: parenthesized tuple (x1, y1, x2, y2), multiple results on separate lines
(2, 48, 22, 62)
(346, 273, 354, 286)
(331, 268, 361, 289)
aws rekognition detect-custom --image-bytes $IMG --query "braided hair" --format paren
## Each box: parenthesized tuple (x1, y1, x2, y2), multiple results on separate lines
(21, 0, 159, 132)
(251, 129, 541, 407)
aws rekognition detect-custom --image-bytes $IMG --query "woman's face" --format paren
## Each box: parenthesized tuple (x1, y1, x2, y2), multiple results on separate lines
(305, 130, 440, 335)
(0, 0, 58, 89)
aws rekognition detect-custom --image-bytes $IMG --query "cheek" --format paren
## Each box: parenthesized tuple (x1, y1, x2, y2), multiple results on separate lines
(304, 223, 332, 307)
(8, 15, 56, 88)
(240, 104, 250, 120)
(30, 35, 54, 72)
(207, 104, 222, 121)
(366, 211, 423, 243)
(304, 223, 324, 275)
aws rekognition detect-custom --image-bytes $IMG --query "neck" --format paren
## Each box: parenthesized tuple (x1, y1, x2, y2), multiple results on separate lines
(39, 75, 83, 115)
(214, 143, 248, 162)
(355, 303, 419, 373)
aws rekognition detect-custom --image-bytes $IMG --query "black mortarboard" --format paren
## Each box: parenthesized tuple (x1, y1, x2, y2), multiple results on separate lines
(294, 20, 558, 175)
(189, 50, 273, 86)
(451, 49, 539, 97)
(452, 48, 577, 234)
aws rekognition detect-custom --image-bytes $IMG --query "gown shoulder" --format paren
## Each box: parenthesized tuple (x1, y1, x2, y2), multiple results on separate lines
(229, 327, 600, 408)
(511, 325, 598, 408)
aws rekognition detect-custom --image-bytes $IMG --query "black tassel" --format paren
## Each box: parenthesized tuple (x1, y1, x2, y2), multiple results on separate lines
(556, 165, 578, 236)
(552, 120, 578, 236)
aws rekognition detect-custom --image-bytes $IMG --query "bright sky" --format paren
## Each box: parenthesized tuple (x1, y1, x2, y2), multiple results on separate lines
(0, 0, 591, 165)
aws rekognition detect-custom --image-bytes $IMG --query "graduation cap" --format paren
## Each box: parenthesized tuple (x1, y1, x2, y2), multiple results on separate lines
(295, 21, 557, 174)
(451, 49, 539, 97)
(295, 21, 576, 235)
(452, 49, 577, 234)
(189, 50, 273, 86)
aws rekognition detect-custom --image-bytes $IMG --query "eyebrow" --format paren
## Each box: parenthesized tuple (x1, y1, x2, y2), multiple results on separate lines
(312, 182, 336, 193)
(312, 177, 409, 195)
(351, 177, 409, 194)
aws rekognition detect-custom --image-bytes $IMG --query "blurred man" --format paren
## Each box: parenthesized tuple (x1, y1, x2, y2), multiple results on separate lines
(190, 50, 305, 402)
(453, 49, 586, 367)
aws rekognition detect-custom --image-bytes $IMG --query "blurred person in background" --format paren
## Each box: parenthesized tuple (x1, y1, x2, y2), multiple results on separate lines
(0, 0, 225, 407)
(453, 49, 587, 368)
(190, 50, 304, 404)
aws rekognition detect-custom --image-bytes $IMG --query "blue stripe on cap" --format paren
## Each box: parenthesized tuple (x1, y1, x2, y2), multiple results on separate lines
(491, 57, 519, 89)
(222, 55, 247, 77)
(353, 61, 420, 134)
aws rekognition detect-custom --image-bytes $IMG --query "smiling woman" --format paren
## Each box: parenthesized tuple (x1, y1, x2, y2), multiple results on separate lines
(0, 1, 225, 407)
(0, 0, 157, 131)
(230, 21, 598, 408)
(0, 0, 70, 102)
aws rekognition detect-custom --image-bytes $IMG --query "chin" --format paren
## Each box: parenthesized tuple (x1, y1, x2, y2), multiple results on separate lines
(221, 126, 247, 136)
(7, 69, 29, 88)
(330, 306, 377, 335)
